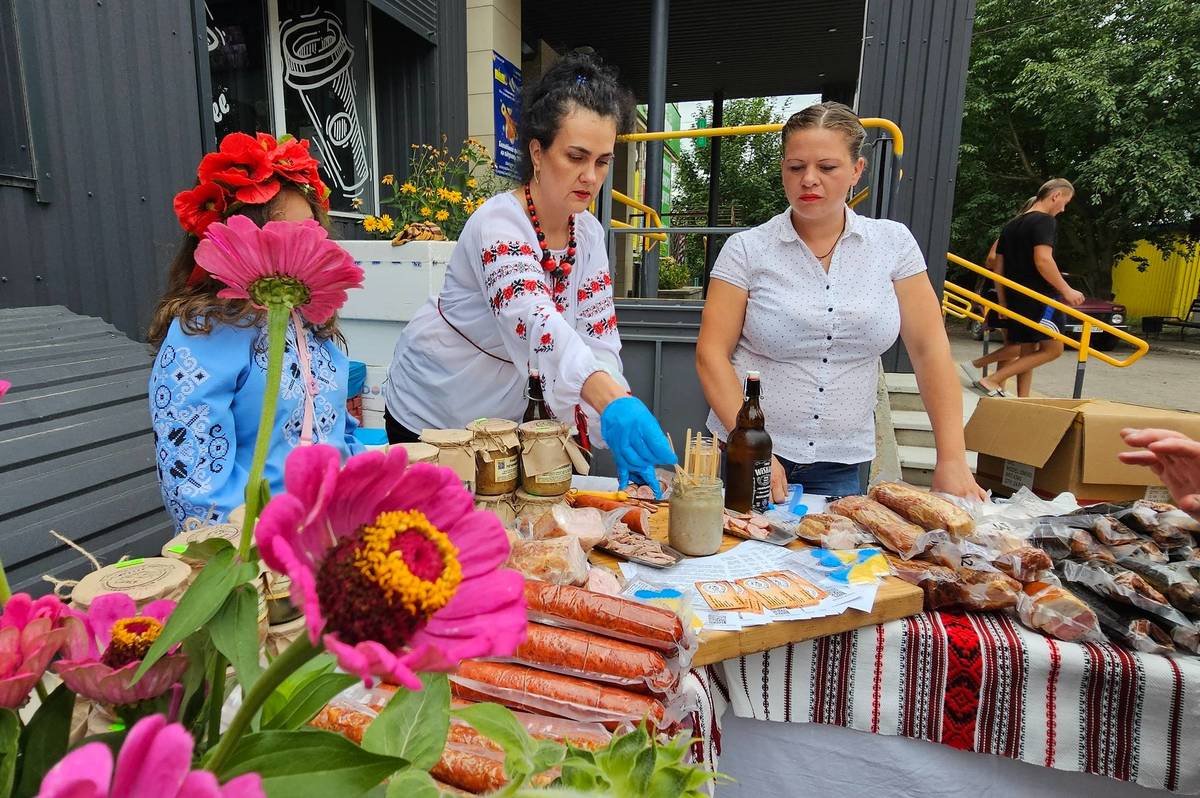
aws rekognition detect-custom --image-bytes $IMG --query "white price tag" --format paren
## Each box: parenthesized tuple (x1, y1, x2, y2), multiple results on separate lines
(1001, 460, 1036, 491)
(1144, 485, 1172, 503)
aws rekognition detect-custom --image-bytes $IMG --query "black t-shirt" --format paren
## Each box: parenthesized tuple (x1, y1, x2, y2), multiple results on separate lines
(996, 211, 1057, 296)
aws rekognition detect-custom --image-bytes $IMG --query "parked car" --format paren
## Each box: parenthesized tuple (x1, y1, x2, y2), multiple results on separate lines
(968, 285, 1128, 351)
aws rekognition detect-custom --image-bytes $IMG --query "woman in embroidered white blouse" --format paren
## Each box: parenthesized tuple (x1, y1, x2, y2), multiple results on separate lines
(697, 103, 985, 501)
(384, 52, 675, 491)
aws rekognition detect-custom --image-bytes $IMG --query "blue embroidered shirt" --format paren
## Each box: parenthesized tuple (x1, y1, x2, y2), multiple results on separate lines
(149, 318, 364, 530)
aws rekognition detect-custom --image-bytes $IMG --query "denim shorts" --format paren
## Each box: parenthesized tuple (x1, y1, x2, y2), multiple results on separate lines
(774, 457, 867, 497)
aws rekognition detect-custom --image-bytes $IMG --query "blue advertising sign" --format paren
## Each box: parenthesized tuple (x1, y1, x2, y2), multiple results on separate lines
(492, 52, 522, 180)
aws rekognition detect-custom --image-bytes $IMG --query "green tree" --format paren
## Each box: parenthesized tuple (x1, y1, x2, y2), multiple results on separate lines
(951, 0, 1200, 295)
(673, 98, 788, 277)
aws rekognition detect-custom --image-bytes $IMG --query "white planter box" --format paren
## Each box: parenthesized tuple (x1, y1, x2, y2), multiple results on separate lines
(338, 239, 456, 366)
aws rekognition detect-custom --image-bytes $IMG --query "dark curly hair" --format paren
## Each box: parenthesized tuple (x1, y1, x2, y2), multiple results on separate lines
(516, 50, 635, 183)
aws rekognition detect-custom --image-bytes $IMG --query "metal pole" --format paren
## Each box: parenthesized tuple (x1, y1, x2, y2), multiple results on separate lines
(1073, 323, 1091, 399)
(600, 167, 616, 275)
(869, 136, 894, 220)
(640, 0, 669, 298)
(703, 89, 724, 298)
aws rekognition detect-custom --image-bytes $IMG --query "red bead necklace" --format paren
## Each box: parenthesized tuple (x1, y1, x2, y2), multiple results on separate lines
(524, 183, 576, 276)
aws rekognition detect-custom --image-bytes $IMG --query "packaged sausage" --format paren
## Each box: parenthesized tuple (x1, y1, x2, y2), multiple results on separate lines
(506, 536, 589, 586)
(828, 496, 926, 556)
(1059, 560, 1200, 652)
(450, 660, 669, 729)
(885, 555, 1018, 611)
(796, 514, 873, 549)
(1015, 581, 1104, 643)
(1117, 555, 1200, 615)
(432, 742, 558, 793)
(523, 581, 691, 657)
(1109, 538, 1167, 564)
(495, 622, 677, 695)
(1116, 504, 1192, 551)
(868, 482, 975, 536)
(991, 545, 1054, 583)
(533, 505, 607, 551)
(567, 493, 651, 535)
(1030, 523, 1115, 563)
(1069, 583, 1176, 655)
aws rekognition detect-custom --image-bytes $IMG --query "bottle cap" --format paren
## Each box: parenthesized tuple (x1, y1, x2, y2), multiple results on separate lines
(747, 370, 761, 379)
(529, 368, 540, 377)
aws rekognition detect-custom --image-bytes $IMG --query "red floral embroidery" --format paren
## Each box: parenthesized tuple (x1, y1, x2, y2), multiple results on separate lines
(489, 277, 550, 313)
(515, 321, 527, 339)
(585, 313, 619, 339)
(535, 331, 555, 354)
(540, 333, 552, 346)
(524, 279, 539, 292)
(503, 285, 515, 300)
(497, 243, 509, 255)
(481, 240, 539, 268)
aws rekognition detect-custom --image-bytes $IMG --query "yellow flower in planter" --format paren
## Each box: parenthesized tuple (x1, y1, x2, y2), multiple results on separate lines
(435, 209, 449, 222)
(420, 206, 432, 217)
(350, 197, 363, 210)
(381, 174, 394, 186)
(400, 182, 417, 195)
(447, 190, 462, 204)
(379, 214, 394, 232)
(466, 178, 478, 189)
(363, 216, 378, 232)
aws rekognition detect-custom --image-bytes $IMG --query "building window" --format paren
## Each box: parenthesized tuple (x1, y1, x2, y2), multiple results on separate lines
(204, 0, 378, 217)
(0, 0, 34, 182)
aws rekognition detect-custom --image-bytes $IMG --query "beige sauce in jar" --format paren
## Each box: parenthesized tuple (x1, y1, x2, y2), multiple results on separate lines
(468, 418, 521, 496)
(398, 442, 439, 465)
(518, 420, 586, 497)
(668, 476, 725, 556)
(419, 429, 476, 490)
(475, 492, 517, 528)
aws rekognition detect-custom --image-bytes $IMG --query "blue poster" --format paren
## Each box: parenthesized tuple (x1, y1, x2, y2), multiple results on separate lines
(492, 52, 521, 180)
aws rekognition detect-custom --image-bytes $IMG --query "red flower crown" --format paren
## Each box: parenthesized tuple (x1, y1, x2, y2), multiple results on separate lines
(173, 131, 332, 240)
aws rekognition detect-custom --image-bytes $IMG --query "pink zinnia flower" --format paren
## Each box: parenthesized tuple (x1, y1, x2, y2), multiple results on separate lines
(0, 380, 9, 400)
(53, 594, 187, 707)
(0, 593, 76, 708)
(194, 215, 364, 325)
(256, 445, 527, 689)
(36, 714, 263, 798)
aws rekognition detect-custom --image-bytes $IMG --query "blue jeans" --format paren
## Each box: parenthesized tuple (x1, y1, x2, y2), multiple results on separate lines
(775, 457, 867, 497)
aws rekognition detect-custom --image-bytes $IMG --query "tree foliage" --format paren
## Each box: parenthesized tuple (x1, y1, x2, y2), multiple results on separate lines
(951, 0, 1200, 293)
(673, 98, 788, 276)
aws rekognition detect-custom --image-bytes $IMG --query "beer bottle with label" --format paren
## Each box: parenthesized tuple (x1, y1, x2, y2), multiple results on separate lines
(523, 369, 552, 423)
(724, 371, 773, 513)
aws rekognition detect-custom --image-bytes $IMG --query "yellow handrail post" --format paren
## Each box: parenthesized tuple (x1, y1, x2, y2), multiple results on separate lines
(1074, 322, 1092, 398)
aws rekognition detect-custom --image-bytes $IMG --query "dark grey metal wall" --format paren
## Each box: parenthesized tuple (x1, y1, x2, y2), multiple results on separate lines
(858, 0, 976, 370)
(0, 0, 204, 342)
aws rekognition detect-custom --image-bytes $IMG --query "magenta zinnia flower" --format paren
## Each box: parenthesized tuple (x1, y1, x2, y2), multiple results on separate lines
(0, 593, 76, 708)
(256, 444, 527, 689)
(194, 215, 364, 325)
(53, 594, 188, 706)
(0, 380, 10, 400)
(36, 714, 263, 798)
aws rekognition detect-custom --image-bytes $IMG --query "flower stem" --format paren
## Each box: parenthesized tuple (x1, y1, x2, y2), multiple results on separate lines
(205, 634, 320, 775)
(0, 556, 11, 606)
(206, 654, 227, 751)
(239, 303, 290, 560)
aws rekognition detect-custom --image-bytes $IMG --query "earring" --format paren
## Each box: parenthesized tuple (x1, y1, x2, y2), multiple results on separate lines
(534, 167, 541, 185)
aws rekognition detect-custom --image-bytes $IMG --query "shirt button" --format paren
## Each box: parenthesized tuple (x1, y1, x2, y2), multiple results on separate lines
(809, 441, 815, 446)
(818, 387, 825, 393)
(825, 285, 830, 290)
(813, 414, 819, 419)
(822, 358, 828, 363)
(826, 335, 832, 341)
(827, 307, 833, 312)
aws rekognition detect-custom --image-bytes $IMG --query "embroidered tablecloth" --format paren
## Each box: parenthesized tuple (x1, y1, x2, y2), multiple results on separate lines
(699, 611, 1200, 793)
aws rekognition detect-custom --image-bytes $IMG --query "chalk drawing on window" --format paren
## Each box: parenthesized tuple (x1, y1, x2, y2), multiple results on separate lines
(280, 7, 369, 201)
(205, 3, 226, 52)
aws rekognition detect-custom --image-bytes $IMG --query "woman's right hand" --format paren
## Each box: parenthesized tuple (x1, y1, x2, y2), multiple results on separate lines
(771, 456, 789, 504)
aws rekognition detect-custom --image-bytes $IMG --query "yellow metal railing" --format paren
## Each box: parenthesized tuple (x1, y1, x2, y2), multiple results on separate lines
(942, 252, 1149, 369)
(610, 189, 667, 252)
(617, 118, 906, 159)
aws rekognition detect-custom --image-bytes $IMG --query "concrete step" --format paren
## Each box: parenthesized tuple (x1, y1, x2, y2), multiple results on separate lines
(892, 410, 935, 448)
(898, 446, 978, 488)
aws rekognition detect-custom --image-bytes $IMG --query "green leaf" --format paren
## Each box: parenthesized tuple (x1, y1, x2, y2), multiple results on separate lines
(263, 672, 357, 731)
(261, 653, 337, 722)
(209, 584, 263, 695)
(0, 709, 20, 798)
(215, 729, 406, 798)
(384, 769, 439, 798)
(363, 674, 450, 770)
(530, 739, 566, 774)
(179, 631, 215, 731)
(14, 682, 74, 798)
(450, 702, 534, 765)
(134, 547, 244, 683)
(184, 538, 234, 563)
(626, 747, 656, 795)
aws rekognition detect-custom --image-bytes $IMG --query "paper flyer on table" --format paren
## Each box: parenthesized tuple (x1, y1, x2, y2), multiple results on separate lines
(619, 540, 881, 631)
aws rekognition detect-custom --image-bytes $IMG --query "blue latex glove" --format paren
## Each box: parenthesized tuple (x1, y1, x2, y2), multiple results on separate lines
(600, 396, 677, 499)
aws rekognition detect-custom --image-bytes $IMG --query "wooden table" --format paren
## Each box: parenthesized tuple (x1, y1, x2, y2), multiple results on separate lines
(588, 507, 924, 667)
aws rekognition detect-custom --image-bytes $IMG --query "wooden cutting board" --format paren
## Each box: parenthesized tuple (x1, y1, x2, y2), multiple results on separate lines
(588, 506, 924, 667)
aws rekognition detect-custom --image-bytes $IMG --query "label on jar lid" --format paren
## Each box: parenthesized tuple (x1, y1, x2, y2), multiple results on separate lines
(72, 557, 191, 608)
(420, 428, 474, 446)
(398, 442, 439, 463)
(519, 420, 566, 438)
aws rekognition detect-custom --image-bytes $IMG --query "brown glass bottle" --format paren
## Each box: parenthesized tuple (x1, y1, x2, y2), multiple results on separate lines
(724, 371, 773, 513)
(523, 369, 552, 423)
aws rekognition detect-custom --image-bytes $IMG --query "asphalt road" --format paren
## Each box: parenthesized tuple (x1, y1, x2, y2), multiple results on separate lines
(948, 329, 1200, 413)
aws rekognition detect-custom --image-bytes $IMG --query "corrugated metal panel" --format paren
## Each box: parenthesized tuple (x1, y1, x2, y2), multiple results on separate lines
(0, 0, 203, 341)
(0, 306, 172, 597)
(858, 0, 976, 370)
(367, 0, 437, 44)
(1112, 241, 1200, 320)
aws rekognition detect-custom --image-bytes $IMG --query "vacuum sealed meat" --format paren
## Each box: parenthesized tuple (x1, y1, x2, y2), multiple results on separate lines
(451, 660, 668, 729)
(502, 622, 677, 694)
(567, 494, 650, 535)
(1089, 516, 1142, 546)
(868, 482, 975, 536)
(1058, 560, 1200, 651)
(507, 537, 589, 585)
(954, 568, 1022, 611)
(1060, 559, 1167, 606)
(1070, 583, 1175, 654)
(885, 555, 1018, 611)
(796, 514, 873, 549)
(829, 496, 925, 556)
(1117, 504, 1192, 550)
(1109, 538, 1168, 564)
(1030, 523, 1115, 563)
(533, 505, 607, 551)
(1016, 581, 1104, 642)
(523, 581, 688, 655)
(431, 743, 558, 793)
(991, 545, 1054, 583)
(1115, 556, 1200, 615)
(585, 567, 622, 596)
(310, 702, 374, 744)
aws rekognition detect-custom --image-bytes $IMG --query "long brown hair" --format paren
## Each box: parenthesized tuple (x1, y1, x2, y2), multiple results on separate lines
(147, 186, 339, 350)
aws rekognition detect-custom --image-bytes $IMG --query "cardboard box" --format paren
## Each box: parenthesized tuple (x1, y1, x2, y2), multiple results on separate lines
(964, 398, 1200, 503)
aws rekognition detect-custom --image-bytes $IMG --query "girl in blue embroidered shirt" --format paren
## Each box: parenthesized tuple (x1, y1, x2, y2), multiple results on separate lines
(147, 132, 362, 531)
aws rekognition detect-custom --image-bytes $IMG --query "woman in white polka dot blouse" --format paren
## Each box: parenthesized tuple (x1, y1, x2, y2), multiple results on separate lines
(696, 102, 985, 502)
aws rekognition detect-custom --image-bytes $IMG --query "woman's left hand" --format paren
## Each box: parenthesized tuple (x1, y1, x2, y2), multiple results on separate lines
(931, 459, 988, 502)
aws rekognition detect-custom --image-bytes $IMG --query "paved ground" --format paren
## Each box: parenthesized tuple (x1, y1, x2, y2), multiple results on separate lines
(947, 327, 1200, 413)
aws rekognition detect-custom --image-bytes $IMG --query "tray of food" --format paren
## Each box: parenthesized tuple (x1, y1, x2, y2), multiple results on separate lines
(722, 509, 798, 546)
